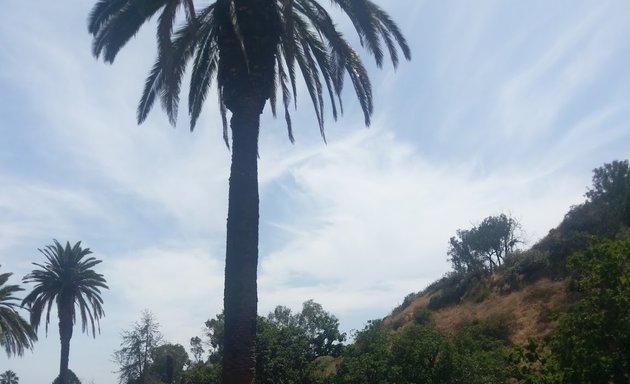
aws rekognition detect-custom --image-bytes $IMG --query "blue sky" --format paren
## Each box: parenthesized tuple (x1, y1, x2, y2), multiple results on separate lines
(1, 0, 629, 382)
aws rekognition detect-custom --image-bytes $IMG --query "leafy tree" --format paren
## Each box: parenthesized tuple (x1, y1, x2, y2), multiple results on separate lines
(586, 160, 630, 206)
(198, 301, 344, 384)
(448, 321, 512, 384)
(510, 338, 562, 384)
(0, 266, 36, 357)
(297, 300, 345, 358)
(336, 320, 393, 384)
(113, 310, 164, 384)
(390, 325, 452, 384)
(448, 214, 521, 273)
(0, 370, 19, 384)
(552, 239, 630, 383)
(189, 336, 205, 363)
(256, 315, 311, 384)
(22, 240, 108, 384)
(149, 343, 189, 384)
(88, 1, 409, 383)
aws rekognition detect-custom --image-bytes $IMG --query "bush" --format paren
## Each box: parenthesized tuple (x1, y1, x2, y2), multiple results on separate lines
(503, 250, 551, 290)
(413, 308, 432, 325)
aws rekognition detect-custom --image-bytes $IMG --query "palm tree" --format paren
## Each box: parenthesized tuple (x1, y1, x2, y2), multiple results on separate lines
(0, 370, 19, 384)
(0, 266, 37, 357)
(88, 1, 409, 383)
(22, 240, 108, 384)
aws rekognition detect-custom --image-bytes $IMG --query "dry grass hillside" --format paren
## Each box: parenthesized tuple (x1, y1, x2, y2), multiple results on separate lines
(383, 275, 570, 344)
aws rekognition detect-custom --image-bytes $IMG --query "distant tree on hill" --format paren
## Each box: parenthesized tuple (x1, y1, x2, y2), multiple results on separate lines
(586, 160, 630, 226)
(535, 160, 630, 272)
(448, 214, 521, 274)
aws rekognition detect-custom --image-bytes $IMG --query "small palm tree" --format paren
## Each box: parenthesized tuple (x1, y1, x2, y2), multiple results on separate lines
(0, 266, 37, 357)
(89, 1, 409, 383)
(0, 370, 19, 384)
(22, 240, 108, 384)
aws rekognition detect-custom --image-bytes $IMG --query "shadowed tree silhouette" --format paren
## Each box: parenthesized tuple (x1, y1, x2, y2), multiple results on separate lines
(22, 240, 108, 384)
(88, 1, 409, 383)
(0, 266, 37, 357)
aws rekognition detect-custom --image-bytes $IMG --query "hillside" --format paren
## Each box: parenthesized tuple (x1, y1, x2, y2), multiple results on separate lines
(384, 276, 569, 344)
(381, 160, 630, 349)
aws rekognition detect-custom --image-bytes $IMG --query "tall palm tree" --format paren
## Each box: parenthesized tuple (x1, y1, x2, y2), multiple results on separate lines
(22, 240, 108, 384)
(88, 1, 409, 383)
(0, 266, 37, 357)
(0, 370, 19, 384)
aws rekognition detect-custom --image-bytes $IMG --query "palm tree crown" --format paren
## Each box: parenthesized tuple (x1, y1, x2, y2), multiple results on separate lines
(89, 0, 410, 142)
(22, 240, 108, 336)
(0, 370, 20, 384)
(0, 267, 37, 357)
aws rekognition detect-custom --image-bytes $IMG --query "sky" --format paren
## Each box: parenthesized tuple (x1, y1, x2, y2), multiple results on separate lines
(1, 0, 629, 382)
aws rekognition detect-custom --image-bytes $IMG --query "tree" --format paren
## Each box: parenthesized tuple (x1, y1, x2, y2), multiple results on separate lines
(149, 343, 190, 384)
(189, 336, 205, 363)
(0, 370, 19, 384)
(448, 214, 521, 273)
(336, 320, 393, 384)
(552, 239, 630, 383)
(296, 300, 345, 358)
(88, 1, 409, 383)
(0, 266, 37, 357)
(22, 240, 108, 384)
(113, 310, 164, 384)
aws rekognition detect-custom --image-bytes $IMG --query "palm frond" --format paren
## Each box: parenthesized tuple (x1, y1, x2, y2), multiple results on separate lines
(189, 5, 220, 131)
(91, 0, 169, 63)
(0, 267, 37, 357)
(328, 0, 384, 67)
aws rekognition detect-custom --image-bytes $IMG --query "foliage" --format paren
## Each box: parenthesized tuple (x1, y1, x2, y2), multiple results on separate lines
(0, 370, 19, 384)
(189, 336, 204, 363)
(197, 301, 344, 384)
(551, 239, 630, 383)
(336, 320, 393, 384)
(390, 325, 452, 384)
(447, 321, 513, 384)
(0, 266, 36, 357)
(502, 250, 551, 290)
(510, 338, 562, 384)
(448, 214, 521, 274)
(149, 343, 189, 384)
(535, 160, 630, 274)
(427, 270, 480, 310)
(52, 370, 81, 384)
(113, 310, 164, 384)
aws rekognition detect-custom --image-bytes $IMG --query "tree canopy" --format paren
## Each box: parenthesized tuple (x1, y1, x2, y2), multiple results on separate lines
(448, 214, 521, 274)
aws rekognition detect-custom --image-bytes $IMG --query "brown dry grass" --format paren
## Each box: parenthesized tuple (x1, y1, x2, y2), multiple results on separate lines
(384, 277, 569, 344)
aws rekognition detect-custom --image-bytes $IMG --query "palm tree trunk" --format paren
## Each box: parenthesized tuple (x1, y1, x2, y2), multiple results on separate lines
(222, 109, 260, 384)
(58, 301, 74, 384)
